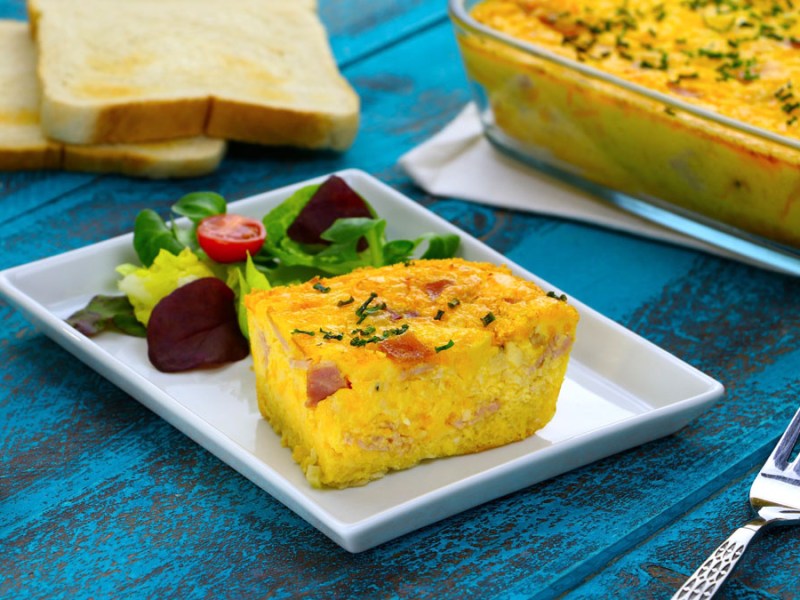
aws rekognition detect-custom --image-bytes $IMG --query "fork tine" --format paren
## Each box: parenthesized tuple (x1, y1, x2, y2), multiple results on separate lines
(770, 406, 800, 471)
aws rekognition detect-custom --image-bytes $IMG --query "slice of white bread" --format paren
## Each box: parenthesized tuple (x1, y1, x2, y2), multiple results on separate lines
(0, 20, 226, 178)
(28, 0, 359, 150)
(0, 19, 59, 171)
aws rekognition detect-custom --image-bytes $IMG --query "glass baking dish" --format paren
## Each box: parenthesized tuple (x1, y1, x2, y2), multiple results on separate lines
(449, 0, 800, 275)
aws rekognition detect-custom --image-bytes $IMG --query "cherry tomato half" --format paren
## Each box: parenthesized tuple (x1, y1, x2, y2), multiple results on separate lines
(197, 214, 266, 263)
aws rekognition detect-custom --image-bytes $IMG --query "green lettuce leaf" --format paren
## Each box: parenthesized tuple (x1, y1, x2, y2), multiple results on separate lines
(117, 247, 216, 326)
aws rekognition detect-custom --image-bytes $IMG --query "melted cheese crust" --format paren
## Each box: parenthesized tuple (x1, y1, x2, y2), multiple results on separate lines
(245, 258, 579, 488)
(473, 0, 800, 136)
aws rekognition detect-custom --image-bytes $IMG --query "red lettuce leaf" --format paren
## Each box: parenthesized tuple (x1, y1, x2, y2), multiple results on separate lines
(147, 278, 249, 372)
(286, 175, 373, 246)
(67, 294, 146, 338)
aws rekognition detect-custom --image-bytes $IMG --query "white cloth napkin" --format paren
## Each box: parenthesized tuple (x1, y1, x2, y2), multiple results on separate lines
(399, 103, 738, 260)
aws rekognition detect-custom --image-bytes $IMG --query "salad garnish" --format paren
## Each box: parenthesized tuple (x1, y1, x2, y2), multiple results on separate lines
(66, 175, 460, 373)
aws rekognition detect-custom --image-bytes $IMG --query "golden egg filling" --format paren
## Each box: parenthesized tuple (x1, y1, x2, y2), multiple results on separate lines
(245, 258, 579, 488)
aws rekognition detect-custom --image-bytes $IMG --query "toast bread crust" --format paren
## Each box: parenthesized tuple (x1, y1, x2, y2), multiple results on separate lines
(41, 97, 210, 145)
(0, 144, 61, 170)
(63, 137, 226, 178)
(207, 96, 358, 151)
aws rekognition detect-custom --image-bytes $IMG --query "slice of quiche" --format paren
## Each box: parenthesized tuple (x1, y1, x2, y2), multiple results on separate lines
(245, 258, 579, 488)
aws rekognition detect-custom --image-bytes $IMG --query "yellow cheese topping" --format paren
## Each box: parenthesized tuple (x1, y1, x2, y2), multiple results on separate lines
(472, 0, 800, 136)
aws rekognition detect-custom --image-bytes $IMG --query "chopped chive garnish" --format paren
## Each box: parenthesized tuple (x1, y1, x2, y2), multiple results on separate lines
(357, 303, 386, 324)
(434, 310, 445, 321)
(481, 312, 496, 327)
(355, 293, 378, 316)
(382, 324, 409, 338)
(435, 340, 455, 353)
(350, 336, 381, 347)
(349, 323, 408, 347)
(291, 329, 315, 336)
(547, 291, 568, 302)
(351, 325, 376, 336)
(313, 282, 331, 293)
(355, 293, 384, 324)
(337, 296, 355, 307)
(673, 72, 699, 83)
(447, 298, 460, 308)
(320, 328, 343, 341)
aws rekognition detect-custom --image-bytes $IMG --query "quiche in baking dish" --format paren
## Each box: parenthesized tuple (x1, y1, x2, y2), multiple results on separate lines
(245, 258, 579, 488)
(457, 0, 800, 248)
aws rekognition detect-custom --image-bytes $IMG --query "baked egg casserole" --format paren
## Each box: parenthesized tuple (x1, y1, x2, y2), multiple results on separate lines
(455, 0, 800, 248)
(245, 258, 579, 488)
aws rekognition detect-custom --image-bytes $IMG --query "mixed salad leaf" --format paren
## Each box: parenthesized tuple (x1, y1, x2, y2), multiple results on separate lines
(118, 247, 216, 326)
(262, 176, 459, 276)
(67, 294, 146, 338)
(146, 278, 250, 373)
(66, 175, 460, 372)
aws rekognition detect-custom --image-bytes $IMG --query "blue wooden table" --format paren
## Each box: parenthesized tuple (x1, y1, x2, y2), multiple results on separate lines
(2, 1, 799, 598)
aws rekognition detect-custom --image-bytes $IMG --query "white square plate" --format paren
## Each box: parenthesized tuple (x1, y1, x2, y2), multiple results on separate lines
(0, 169, 723, 552)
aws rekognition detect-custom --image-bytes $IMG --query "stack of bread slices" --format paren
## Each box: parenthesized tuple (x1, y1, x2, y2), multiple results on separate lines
(1, 0, 359, 178)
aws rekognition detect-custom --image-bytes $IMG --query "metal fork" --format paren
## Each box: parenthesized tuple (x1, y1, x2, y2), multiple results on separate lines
(672, 406, 800, 599)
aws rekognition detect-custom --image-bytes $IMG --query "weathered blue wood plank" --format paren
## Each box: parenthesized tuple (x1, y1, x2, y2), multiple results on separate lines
(2, 243, 798, 596)
(1, 0, 799, 598)
(322, 0, 447, 67)
(567, 441, 800, 599)
(0, 0, 23, 19)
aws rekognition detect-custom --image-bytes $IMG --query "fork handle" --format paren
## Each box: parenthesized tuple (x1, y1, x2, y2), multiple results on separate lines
(671, 518, 766, 600)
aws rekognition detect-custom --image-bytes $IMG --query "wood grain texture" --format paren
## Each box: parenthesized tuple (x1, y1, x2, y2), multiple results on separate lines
(1, 0, 799, 598)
